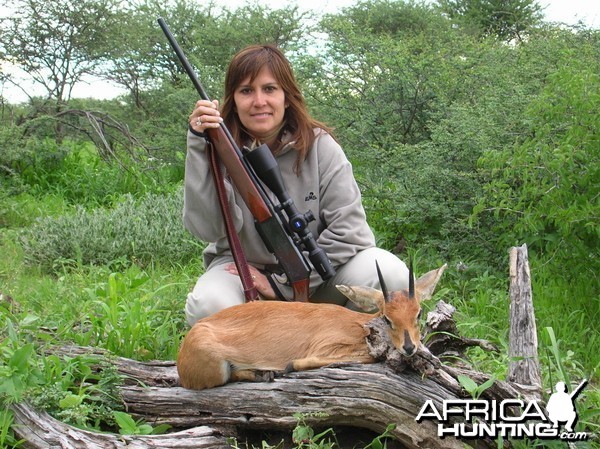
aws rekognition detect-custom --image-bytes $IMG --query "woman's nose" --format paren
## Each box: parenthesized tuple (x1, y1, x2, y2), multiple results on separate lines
(252, 92, 267, 107)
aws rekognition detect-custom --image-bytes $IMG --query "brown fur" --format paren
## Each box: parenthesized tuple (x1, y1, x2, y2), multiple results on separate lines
(177, 265, 446, 390)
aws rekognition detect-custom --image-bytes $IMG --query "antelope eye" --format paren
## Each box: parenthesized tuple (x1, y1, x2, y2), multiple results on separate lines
(417, 309, 423, 320)
(383, 315, 395, 329)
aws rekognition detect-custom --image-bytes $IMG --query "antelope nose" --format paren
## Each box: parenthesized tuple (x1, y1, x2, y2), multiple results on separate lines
(403, 330, 416, 356)
(403, 341, 416, 356)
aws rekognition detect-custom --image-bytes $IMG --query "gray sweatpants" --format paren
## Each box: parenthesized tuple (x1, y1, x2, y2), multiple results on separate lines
(184, 247, 408, 327)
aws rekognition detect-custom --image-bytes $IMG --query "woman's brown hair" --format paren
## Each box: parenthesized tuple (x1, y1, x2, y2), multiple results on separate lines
(221, 45, 332, 172)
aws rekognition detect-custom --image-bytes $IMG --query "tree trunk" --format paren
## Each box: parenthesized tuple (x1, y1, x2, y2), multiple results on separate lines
(507, 244, 542, 391)
(11, 246, 542, 448)
(10, 402, 229, 449)
(13, 348, 532, 449)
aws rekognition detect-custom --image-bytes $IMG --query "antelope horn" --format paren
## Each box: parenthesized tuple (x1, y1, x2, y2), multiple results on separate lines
(408, 261, 415, 299)
(375, 260, 390, 302)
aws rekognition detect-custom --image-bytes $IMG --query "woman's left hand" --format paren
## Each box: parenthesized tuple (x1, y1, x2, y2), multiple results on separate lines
(225, 264, 277, 300)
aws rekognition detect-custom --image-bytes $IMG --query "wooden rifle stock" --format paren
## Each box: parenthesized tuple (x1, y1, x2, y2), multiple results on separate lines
(158, 17, 310, 301)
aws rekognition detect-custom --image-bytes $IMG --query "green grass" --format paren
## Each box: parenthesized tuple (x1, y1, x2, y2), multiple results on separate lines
(1, 230, 194, 360)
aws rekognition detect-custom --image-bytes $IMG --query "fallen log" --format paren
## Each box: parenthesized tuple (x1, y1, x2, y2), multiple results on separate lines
(11, 402, 230, 449)
(11, 246, 542, 448)
(12, 308, 532, 449)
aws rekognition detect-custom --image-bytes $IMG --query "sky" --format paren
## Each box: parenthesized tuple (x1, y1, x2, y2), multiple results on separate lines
(1, 0, 598, 103)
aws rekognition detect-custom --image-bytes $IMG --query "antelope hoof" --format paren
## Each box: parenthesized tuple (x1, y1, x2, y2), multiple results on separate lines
(254, 369, 276, 382)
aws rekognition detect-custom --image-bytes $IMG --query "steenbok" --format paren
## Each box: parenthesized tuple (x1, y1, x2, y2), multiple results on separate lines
(177, 262, 446, 389)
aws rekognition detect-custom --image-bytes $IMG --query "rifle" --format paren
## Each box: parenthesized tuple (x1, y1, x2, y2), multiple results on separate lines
(569, 379, 588, 400)
(157, 18, 335, 302)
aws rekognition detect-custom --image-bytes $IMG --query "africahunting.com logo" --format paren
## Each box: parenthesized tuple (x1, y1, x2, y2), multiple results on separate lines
(416, 379, 592, 442)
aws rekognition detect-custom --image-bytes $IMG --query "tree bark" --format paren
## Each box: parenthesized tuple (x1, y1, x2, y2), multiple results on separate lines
(507, 244, 542, 392)
(11, 246, 542, 448)
(12, 347, 531, 449)
(11, 402, 230, 449)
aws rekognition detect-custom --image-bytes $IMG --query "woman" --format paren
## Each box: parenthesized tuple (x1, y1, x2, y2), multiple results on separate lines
(183, 44, 408, 326)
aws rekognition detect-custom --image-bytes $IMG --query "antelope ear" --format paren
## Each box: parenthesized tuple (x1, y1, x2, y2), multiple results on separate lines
(414, 264, 447, 301)
(336, 285, 384, 313)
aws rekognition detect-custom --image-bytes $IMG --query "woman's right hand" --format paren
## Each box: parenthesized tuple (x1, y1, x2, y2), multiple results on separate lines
(189, 99, 223, 133)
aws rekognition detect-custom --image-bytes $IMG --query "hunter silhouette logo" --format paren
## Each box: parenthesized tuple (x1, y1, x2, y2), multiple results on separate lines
(546, 379, 587, 432)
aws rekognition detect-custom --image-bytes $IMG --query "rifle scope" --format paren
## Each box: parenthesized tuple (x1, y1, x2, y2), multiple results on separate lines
(245, 144, 336, 280)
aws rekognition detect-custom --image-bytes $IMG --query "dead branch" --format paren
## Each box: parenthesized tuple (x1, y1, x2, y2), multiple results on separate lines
(11, 246, 542, 448)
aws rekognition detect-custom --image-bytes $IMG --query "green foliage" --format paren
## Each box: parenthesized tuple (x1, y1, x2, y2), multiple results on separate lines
(112, 411, 170, 435)
(309, 0, 556, 259)
(0, 340, 43, 403)
(0, 408, 23, 448)
(292, 412, 337, 447)
(475, 61, 600, 276)
(27, 355, 123, 430)
(457, 374, 497, 399)
(436, 0, 544, 41)
(79, 269, 186, 360)
(529, 262, 599, 373)
(0, 305, 125, 432)
(19, 188, 203, 273)
(0, 125, 68, 194)
(118, 83, 195, 163)
(539, 327, 600, 437)
(1, 192, 71, 229)
(0, 131, 180, 213)
(315, 0, 453, 148)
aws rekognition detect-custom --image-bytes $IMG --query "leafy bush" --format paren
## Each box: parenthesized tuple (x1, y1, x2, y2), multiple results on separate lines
(0, 123, 69, 195)
(474, 63, 600, 277)
(19, 188, 204, 272)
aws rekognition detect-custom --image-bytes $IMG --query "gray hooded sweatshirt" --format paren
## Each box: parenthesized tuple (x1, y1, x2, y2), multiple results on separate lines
(183, 129, 376, 298)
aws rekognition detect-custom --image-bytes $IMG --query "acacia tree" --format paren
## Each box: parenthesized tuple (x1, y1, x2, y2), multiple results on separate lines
(99, 0, 311, 107)
(0, 0, 118, 140)
(436, 0, 543, 42)
(92, 0, 311, 160)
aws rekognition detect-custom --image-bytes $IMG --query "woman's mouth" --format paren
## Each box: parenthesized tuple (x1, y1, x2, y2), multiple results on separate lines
(251, 112, 272, 119)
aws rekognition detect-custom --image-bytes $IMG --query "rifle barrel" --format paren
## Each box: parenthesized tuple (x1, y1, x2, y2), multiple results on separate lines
(157, 18, 210, 101)
(157, 18, 249, 163)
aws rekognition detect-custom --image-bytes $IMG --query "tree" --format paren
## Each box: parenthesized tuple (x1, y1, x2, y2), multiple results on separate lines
(311, 0, 454, 148)
(93, 0, 311, 162)
(0, 0, 118, 106)
(96, 0, 311, 108)
(301, 0, 489, 255)
(436, 0, 543, 42)
(474, 60, 600, 276)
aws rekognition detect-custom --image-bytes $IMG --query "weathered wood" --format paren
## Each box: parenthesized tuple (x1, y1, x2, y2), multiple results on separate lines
(13, 344, 534, 449)
(121, 363, 469, 448)
(507, 244, 542, 392)
(12, 247, 544, 448)
(10, 402, 230, 448)
(423, 300, 500, 360)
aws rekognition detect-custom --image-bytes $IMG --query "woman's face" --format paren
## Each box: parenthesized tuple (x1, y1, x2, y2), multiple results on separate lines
(233, 66, 287, 142)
